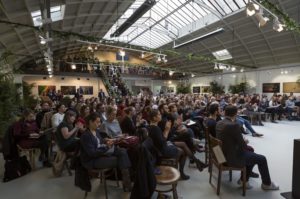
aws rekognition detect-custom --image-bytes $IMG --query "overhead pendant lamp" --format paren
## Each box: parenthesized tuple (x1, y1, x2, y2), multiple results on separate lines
(255, 8, 269, 27)
(273, 17, 284, 32)
(246, 2, 260, 16)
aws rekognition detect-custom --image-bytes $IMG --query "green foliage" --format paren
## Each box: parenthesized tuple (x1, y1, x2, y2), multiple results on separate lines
(0, 52, 21, 137)
(176, 84, 191, 94)
(60, 96, 72, 106)
(228, 82, 250, 94)
(22, 81, 38, 110)
(208, 81, 225, 95)
(260, 0, 300, 34)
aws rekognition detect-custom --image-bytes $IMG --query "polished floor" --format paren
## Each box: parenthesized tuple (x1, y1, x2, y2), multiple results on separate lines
(0, 120, 299, 199)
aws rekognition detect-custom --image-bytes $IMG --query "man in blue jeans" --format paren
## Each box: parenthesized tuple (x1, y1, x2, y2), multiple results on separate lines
(236, 116, 263, 137)
(216, 105, 279, 190)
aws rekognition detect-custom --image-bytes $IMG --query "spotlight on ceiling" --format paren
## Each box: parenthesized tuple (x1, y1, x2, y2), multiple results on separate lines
(169, 71, 174, 76)
(214, 63, 218, 70)
(157, 55, 161, 62)
(273, 18, 284, 32)
(162, 55, 168, 63)
(255, 8, 269, 27)
(231, 66, 236, 71)
(246, 1, 260, 16)
(119, 49, 126, 57)
(71, 64, 76, 70)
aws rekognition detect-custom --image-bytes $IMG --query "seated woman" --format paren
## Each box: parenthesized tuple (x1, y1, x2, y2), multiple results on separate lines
(120, 106, 137, 136)
(100, 106, 122, 138)
(80, 112, 132, 192)
(148, 109, 204, 180)
(56, 110, 83, 154)
(13, 109, 51, 167)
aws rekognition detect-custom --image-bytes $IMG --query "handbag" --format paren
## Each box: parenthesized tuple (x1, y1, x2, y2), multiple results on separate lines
(117, 136, 139, 148)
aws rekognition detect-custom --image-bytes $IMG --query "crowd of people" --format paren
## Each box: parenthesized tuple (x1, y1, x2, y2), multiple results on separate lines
(3, 90, 300, 197)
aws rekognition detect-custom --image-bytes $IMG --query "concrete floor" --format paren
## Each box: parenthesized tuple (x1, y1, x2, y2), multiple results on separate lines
(0, 120, 299, 199)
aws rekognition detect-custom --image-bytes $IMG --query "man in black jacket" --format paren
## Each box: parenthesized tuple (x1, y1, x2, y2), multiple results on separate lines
(216, 105, 279, 190)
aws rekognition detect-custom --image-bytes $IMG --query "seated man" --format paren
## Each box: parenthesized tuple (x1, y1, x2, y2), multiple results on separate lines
(216, 105, 279, 190)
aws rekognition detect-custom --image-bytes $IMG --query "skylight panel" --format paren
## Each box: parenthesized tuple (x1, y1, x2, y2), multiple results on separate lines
(31, 5, 65, 27)
(104, 0, 246, 49)
(212, 49, 232, 60)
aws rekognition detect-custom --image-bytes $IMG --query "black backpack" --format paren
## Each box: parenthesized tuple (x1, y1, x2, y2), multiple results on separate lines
(3, 156, 32, 182)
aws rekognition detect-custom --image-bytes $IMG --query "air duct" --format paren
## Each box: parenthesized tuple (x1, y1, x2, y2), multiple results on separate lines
(110, 0, 156, 37)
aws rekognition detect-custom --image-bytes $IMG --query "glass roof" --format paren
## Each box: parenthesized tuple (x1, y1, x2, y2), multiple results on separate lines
(31, 5, 65, 27)
(104, 0, 246, 49)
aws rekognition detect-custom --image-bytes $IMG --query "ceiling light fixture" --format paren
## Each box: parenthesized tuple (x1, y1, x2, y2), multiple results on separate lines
(246, 1, 260, 16)
(191, 74, 195, 78)
(240, 68, 244, 73)
(169, 71, 174, 76)
(273, 17, 284, 32)
(255, 8, 269, 27)
(157, 55, 161, 62)
(162, 55, 168, 63)
(141, 52, 145, 59)
(119, 49, 126, 57)
(71, 64, 76, 70)
(231, 66, 236, 71)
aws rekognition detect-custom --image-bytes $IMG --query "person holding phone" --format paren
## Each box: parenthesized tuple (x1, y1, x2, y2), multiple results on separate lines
(80, 113, 132, 192)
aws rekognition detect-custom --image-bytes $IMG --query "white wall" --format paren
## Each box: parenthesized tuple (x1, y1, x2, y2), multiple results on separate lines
(190, 66, 300, 97)
(14, 74, 107, 98)
(122, 76, 178, 95)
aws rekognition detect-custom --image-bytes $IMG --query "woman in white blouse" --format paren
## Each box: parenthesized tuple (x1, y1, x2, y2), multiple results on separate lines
(51, 104, 66, 128)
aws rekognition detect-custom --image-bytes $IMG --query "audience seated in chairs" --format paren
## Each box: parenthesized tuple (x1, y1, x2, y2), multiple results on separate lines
(216, 105, 279, 190)
(12, 109, 51, 167)
(80, 112, 132, 192)
(148, 109, 206, 181)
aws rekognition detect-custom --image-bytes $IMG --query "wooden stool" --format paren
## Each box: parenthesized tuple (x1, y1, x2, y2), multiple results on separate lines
(84, 168, 119, 199)
(17, 145, 37, 169)
(155, 166, 180, 199)
(160, 158, 178, 168)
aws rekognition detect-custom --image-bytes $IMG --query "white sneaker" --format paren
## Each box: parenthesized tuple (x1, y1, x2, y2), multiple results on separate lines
(261, 182, 279, 190)
(237, 179, 253, 189)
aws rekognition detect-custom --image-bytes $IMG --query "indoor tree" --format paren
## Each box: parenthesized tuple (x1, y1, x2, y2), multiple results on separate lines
(208, 81, 225, 95)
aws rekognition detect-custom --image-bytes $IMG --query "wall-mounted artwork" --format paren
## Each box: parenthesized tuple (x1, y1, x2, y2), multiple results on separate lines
(79, 86, 93, 95)
(283, 82, 300, 93)
(61, 86, 76, 95)
(193, 86, 200, 93)
(262, 83, 280, 93)
(38, 85, 56, 95)
(201, 86, 210, 93)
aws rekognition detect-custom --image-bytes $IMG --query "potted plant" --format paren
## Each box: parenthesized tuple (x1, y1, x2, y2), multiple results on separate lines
(0, 52, 22, 151)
